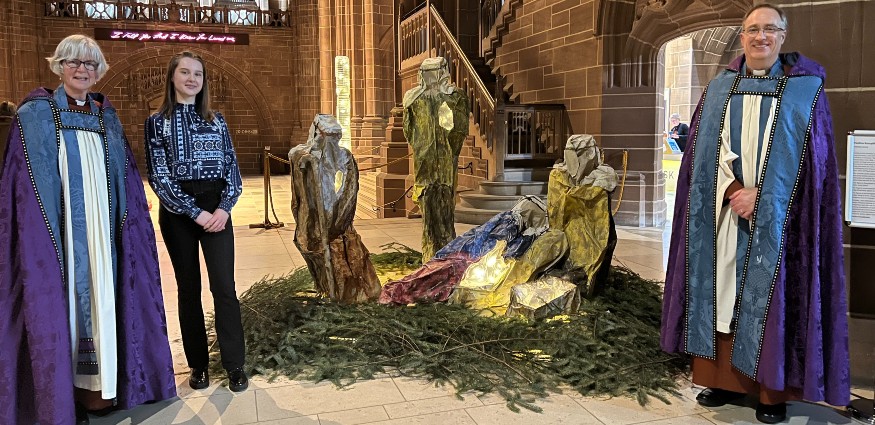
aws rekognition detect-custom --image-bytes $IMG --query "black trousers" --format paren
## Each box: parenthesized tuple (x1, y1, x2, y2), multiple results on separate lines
(158, 180, 245, 371)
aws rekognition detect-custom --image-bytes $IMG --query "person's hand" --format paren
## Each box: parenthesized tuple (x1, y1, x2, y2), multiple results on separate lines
(194, 210, 213, 227)
(729, 187, 758, 220)
(203, 208, 229, 232)
(670, 133, 679, 139)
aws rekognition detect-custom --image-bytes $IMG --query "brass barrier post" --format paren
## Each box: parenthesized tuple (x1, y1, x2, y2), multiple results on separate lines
(249, 145, 285, 229)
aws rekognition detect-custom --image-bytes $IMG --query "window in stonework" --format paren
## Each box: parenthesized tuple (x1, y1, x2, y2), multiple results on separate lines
(123, 0, 151, 20)
(85, 2, 117, 19)
(228, 10, 256, 25)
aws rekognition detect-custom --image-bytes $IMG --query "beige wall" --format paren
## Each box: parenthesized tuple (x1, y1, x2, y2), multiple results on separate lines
(491, 0, 601, 136)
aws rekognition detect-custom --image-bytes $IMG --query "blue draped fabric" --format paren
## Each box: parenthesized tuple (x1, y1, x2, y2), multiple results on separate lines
(434, 210, 536, 260)
(38, 88, 128, 364)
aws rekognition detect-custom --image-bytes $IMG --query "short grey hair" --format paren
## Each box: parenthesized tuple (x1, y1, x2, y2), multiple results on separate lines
(45, 34, 109, 80)
(743, 3, 789, 32)
(670, 113, 681, 120)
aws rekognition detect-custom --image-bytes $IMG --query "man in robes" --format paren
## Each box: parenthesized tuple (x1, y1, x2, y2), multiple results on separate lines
(403, 57, 469, 262)
(660, 4, 849, 424)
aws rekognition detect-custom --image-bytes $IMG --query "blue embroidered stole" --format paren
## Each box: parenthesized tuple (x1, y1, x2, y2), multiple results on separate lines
(684, 69, 823, 378)
(16, 86, 128, 369)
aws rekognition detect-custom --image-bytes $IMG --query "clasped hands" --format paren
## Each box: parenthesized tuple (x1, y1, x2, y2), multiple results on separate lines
(728, 187, 758, 221)
(195, 209, 229, 232)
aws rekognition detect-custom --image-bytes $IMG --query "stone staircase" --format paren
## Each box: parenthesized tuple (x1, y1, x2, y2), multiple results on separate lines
(356, 171, 379, 220)
(455, 165, 552, 225)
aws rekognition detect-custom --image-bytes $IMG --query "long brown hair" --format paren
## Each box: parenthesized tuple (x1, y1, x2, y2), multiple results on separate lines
(156, 51, 213, 121)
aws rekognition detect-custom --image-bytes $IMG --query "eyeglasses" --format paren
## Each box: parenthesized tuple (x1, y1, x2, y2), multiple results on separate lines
(63, 59, 99, 71)
(742, 26, 785, 37)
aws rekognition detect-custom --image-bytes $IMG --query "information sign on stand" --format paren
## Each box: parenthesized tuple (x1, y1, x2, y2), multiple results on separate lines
(845, 130, 875, 228)
(844, 130, 875, 424)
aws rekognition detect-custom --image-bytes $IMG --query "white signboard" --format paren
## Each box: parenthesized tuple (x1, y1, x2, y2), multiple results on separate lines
(845, 130, 875, 228)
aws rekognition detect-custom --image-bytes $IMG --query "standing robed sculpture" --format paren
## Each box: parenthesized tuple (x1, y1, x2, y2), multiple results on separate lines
(289, 114, 380, 303)
(403, 57, 469, 262)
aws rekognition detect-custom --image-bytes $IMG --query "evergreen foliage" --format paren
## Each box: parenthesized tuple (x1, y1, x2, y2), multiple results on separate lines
(209, 244, 687, 412)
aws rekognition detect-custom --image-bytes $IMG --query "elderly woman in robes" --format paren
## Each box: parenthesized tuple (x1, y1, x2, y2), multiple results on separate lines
(0, 34, 176, 425)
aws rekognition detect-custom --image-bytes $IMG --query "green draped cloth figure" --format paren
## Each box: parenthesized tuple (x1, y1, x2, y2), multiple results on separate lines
(403, 57, 469, 262)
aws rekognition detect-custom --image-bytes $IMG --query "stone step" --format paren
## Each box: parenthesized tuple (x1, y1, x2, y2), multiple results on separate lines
(455, 205, 503, 225)
(459, 192, 545, 210)
(498, 167, 552, 182)
(479, 180, 547, 196)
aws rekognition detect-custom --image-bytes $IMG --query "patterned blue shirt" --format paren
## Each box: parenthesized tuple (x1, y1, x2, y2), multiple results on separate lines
(144, 104, 243, 219)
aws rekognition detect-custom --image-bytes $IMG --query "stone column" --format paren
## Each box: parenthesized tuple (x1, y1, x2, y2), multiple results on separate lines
(599, 86, 667, 228)
(317, 0, 337, 116)
(354, 0, 394, 169)
(376, 106, 412, 218)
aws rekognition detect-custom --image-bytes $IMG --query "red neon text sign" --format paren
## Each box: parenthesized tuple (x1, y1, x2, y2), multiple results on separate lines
(94, 28, 249, 45)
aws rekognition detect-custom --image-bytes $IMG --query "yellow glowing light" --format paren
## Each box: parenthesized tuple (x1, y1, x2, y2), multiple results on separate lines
(457, 241, 513, 291)
(334, 170, 343, 193)
(334, 55, 352, 150)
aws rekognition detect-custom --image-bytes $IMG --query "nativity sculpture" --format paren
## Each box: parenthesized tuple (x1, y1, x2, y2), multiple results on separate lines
(289, 114, 381, 303)
(380, 134, 618, 318)
(402, 56, 469, 262)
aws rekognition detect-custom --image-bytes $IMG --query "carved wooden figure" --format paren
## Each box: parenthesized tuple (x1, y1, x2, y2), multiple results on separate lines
(289, 114, 380, 303)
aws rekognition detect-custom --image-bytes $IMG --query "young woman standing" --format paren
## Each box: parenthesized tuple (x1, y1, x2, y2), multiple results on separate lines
(145, 51, 247, 392)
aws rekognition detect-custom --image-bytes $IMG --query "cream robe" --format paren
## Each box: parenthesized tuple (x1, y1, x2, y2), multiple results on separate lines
(714, 73, 778, 334)
(60, 129, 118, 399)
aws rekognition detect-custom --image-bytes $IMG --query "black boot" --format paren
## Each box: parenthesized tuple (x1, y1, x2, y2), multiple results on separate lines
(227, 367, 248, 392)
(695, 387, 746, 407)
(755, 402, 787, 424)
(189, 368, 210, 390)
(75, 403, 89, 425)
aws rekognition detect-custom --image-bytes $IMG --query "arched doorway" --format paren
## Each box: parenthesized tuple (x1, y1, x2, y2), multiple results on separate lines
(595, 0, 752, 227)
(659, 26, 743, 230)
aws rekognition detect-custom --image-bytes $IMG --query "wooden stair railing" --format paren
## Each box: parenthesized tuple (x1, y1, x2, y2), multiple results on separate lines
(399, 4, 495, 154)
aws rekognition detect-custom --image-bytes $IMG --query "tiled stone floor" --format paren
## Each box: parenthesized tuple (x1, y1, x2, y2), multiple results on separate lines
(89, 177, 871, 424)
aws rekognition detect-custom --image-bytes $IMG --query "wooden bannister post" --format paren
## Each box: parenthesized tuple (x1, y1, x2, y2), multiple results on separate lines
(425, 0, 431, 54)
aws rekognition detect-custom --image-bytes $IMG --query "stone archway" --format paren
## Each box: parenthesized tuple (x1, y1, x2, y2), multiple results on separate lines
(95, 45, 277, 172)
(597, 0, 751, 88)
(595, 0, 752, 226)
